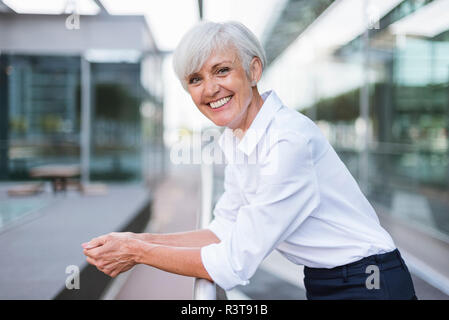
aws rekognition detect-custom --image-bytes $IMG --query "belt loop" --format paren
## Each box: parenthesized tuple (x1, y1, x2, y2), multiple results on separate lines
(373, 254, 382, 274)
(395, 250, 406, 270)
(342, 266, 348, 283)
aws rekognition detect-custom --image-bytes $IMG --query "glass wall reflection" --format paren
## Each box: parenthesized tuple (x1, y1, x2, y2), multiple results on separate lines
(90, 62, 142, 181)
(5, 55, 81, 179)
(1, 53, 164, 183)
(261, 0, 449, 239)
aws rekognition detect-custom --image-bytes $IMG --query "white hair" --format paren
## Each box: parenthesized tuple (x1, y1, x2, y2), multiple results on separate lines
(172, 21, 267, 90)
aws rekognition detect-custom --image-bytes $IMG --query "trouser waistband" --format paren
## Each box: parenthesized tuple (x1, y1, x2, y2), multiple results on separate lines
(304, 249, 405, 280)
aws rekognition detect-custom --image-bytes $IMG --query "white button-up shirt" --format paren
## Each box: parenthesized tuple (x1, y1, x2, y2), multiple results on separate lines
(201, 90, 396, 291)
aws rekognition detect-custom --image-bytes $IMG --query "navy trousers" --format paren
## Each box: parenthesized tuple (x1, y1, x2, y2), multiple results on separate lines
(303, 249, 417, 300)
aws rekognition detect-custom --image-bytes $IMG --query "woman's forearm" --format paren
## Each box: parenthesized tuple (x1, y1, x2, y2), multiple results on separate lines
(135, 229, 220, 248)
(134, 240, 213, 282)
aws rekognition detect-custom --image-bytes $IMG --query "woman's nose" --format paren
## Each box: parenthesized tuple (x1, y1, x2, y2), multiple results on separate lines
(203, 78, 220, 97)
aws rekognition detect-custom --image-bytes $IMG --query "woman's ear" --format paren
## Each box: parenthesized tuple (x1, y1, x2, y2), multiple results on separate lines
(249, 57, 263, 87)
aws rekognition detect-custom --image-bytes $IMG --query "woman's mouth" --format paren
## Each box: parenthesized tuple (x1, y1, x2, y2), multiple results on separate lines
(208, 95, 233, 110)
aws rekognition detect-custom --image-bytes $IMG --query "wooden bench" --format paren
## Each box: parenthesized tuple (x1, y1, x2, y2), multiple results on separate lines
(7, 182, 45, 196)
(29, 165, 80, 194)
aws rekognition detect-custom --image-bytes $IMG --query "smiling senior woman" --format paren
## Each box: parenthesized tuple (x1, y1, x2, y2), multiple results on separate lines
(82, 21, 417, 300)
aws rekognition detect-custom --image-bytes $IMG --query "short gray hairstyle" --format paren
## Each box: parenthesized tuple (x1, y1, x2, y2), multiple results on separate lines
(172, 21, 267, 90)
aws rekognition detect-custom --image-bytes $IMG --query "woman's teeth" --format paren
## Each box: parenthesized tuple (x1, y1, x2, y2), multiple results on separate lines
(209, 96, 232, 109)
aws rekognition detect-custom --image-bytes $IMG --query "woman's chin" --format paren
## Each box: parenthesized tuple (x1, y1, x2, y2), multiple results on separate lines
(210, 116, 233, 127)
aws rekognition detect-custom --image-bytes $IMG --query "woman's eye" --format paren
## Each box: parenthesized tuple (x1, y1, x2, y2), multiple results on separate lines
(189, 77, 201, 84)
(217, 67, 230, 74)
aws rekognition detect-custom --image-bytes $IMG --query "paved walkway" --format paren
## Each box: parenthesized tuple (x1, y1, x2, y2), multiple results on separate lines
(113, 165, 202, 300)
(0, 183, 150, 299)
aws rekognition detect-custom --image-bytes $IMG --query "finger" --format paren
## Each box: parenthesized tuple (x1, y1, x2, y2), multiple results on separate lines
(82, 235, 108, 249)
(100, 261, 121, 274)
(83, 237, 105, 249)
(99, 264, 114, 277)
(82, 240, 99, 249)
(86, 256, 97, 266)
(83, 247, 96, 258)
(93, 261, 110, 275)
(96, 266, 106, 275)
(110, 270, 120, 278)
(83, 244, 106, 259)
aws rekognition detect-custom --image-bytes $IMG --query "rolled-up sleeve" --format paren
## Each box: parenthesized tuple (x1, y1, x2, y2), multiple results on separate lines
(206, 164, 242, 242)
(201, 132, 320, 290)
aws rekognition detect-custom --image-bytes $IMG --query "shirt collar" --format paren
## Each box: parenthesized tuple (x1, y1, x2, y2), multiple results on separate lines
(218, 90, 283, 159)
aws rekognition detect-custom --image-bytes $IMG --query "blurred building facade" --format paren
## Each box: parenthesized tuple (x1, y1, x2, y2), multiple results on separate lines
(260, 0, 449, 240)
(0, 0, 447, 300)
(0, 10, 165, 182)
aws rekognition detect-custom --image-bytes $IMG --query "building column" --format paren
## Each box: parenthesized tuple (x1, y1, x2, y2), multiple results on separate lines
(80, 55, 91, 185)
(0, 55, 9, 180)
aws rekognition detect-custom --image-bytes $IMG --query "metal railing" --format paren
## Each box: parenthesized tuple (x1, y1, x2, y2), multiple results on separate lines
(193, 160, 216, 300)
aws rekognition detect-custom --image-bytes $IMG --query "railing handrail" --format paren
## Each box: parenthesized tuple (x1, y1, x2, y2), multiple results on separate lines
(193, 160, 216, 300)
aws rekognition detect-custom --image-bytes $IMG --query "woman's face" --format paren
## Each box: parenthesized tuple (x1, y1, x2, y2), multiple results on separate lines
(186, 47, 255, 129)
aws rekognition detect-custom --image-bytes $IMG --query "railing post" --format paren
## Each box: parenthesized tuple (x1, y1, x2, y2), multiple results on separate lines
(193, 156, 216, 300)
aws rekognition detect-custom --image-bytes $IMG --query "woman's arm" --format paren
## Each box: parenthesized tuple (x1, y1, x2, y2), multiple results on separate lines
(135, 241, 213, 281)
(83, 233, 213, 281)
(130, 229, 221, 248)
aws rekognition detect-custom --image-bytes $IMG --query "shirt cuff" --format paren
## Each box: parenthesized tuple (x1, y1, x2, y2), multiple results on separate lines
(206, 216, 234, 242)
(201, 242, 250, 291)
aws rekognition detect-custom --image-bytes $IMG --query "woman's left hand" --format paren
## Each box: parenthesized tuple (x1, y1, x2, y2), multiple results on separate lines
(82, 232, 140, 278)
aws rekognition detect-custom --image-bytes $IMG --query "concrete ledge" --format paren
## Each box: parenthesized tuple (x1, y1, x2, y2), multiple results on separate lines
(0, 184, 152, 300)
(55, 197, 151, 300)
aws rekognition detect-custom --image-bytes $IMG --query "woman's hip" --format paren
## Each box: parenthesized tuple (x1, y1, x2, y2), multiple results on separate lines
(303, 249, 417, 300)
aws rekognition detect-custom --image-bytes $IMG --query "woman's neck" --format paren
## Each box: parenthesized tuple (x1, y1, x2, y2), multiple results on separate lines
(232, 87, 264, 140)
